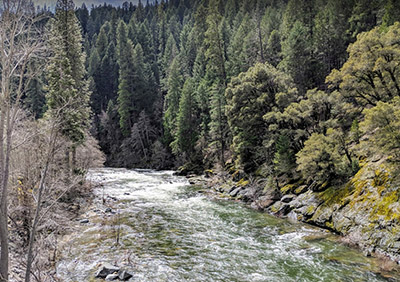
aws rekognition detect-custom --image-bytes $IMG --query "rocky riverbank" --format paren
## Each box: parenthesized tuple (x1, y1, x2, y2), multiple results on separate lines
(187, 160, 400, 265)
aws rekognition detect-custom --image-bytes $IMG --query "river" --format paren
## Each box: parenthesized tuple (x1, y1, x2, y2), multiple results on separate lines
(56, 168, 399, 281)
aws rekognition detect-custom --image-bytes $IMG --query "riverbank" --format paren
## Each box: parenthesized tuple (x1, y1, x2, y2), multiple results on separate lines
(8, 181, 96, 281)
(186, 161, 400, 272)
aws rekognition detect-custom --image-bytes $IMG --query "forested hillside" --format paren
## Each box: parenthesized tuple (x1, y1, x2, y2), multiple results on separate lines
(36, 0, 398, 189)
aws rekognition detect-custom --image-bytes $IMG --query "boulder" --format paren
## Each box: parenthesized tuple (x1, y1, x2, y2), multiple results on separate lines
(80, 219, 89, 224)
(95, 263, 120, 278)
(118, 270, 133, 281)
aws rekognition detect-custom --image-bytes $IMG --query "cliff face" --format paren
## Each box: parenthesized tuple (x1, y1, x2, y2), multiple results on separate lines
(200, 161, 400, 261)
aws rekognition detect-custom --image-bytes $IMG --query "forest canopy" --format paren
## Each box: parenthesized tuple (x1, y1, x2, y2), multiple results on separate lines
(27, 0, 400, 185)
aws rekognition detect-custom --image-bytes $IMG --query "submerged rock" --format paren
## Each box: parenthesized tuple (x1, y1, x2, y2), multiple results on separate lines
(95, 263, 119, 278)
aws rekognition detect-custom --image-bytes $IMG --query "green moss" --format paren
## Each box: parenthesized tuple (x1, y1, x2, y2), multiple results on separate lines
(305, 205, 316, 216)
(372, 168, 391, 188)
(270, 203, 279, 213)
(370, 191, 399, 221)
(318, 184, 353, 206)
(294, 185, 307, 195)
(281, 184, 296, 194)
(326, 222, 334, 229)
(237, 178, 249, 186)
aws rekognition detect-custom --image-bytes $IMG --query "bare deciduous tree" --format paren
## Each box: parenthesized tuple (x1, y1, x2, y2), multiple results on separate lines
(0, 0, 45, 280)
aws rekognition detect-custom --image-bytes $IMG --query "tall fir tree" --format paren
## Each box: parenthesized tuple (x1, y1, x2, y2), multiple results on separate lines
(204, 0, 229, 165)
(47, 0, 91, 145)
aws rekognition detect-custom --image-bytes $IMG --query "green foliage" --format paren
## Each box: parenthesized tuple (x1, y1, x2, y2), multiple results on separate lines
(313, 0, 352, 83)
(327, 22, 400, 106)
(279, 21, 314, 93)
(226, 62, 296, 172)
(69, 0, 397, 176)
(296, 129, 355, 184)
(171, 78, 198, 160)
(117, 36, 135, 136)
(46, 0, 90, 144)
(25, 75, 47, 119)
(274, 134, 295, 176)
(382, 0, 400, 28)
(360, 99, 400, 160)
(163, 58, 183, 144)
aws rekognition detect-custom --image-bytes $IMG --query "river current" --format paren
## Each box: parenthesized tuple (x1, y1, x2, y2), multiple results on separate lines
(56, 168, 398, 281)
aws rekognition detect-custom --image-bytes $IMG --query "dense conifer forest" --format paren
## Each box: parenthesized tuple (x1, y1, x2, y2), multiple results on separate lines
(40, 0, 399, 188)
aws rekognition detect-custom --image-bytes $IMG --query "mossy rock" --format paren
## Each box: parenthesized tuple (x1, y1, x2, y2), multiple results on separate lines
(237, 178, 250, 187)
(280, 183, 297, 195)
(270, 202, 282, 214)
(294, 185, 308, 195)
(305, 205, 317, 216)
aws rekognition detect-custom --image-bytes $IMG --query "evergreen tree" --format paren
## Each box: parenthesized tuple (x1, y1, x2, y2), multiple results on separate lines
(163, 58, 183, 145)
(47, 0, 91, 146)
(24, 75, 46, 119)
(172, 78, 197, 160)
(279, 21, 314, 93)
(204, 0, 229, 165)
(116, 21, 135, 136)
(382, 0, 400, 28)
(75, 3, 89, 34)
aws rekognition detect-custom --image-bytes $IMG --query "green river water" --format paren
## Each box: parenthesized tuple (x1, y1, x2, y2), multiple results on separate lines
(56, 168, 400, 281)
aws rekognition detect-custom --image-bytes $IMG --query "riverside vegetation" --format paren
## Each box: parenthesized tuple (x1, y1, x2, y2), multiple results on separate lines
(3, 0, 400, 280)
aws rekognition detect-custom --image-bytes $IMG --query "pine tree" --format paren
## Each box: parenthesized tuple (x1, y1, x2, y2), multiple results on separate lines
(47, 0, 91, 145)
(163, 58, 183, 145)
(172, 78, 197, 160)
(279, 21, 314, 93)
(382, 0, 400, 28)
(24, 74, 46, 119)
(96, 24, 109, 58)
(116, 34, 135, 136)
(204, 0, 229, 165)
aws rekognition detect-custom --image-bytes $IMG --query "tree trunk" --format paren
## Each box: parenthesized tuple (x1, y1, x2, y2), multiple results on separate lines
(24, 158, 51, 282)
(72, 146, 77, 173)
(25, 126, 58, 282)
(0, 109, 9, 282)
